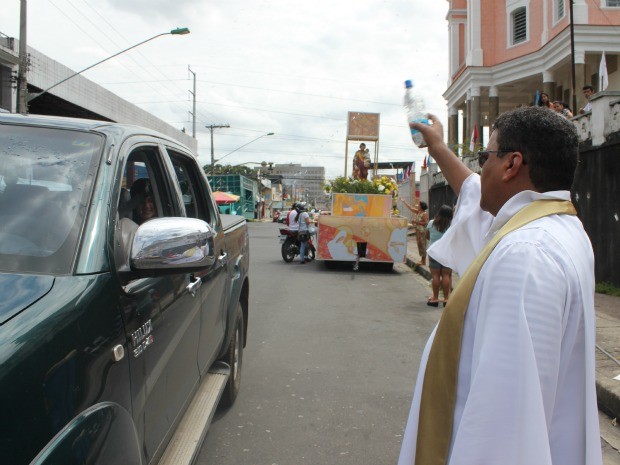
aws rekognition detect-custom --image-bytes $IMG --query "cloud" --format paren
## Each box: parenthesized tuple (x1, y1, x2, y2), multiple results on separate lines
(1, 0, 449, 178)
(102, 0, 202, 22)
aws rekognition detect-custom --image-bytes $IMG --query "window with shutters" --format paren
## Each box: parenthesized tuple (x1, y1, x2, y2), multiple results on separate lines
(555, 0, 565, 21)
(606, 0, 620, 7)
(511, 7, 528, 45)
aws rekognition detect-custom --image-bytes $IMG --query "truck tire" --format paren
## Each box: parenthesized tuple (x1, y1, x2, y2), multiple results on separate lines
(281, 238, 297, 262)
(220, 303, 244, 408)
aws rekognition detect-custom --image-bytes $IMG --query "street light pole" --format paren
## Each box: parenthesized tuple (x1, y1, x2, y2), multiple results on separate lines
(188, 65, 197, 138)
(17, 0, 28, 113)
(569, 0, 578, 113)
(27, 27, 190, 104)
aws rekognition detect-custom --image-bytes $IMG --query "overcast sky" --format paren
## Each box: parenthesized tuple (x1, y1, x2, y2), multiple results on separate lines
(2, 0, 449, 179)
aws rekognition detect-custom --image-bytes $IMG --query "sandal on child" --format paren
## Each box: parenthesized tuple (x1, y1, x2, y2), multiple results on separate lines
(426, 299, 439, 307)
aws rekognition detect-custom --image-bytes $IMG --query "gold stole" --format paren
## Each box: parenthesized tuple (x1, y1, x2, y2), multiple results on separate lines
(414, 200, 577, 465)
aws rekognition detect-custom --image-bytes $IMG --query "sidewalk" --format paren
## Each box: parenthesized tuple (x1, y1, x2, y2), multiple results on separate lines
(405, 232, 620, 419)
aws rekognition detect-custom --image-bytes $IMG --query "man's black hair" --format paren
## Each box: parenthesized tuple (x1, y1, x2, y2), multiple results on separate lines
(419, 201, 428, 211)
(492, 106, 579, 192)
(583, 85, 594, 92)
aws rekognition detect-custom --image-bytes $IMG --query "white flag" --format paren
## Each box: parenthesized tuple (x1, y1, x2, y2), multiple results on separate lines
(599, 52, 609, 91)
(469, 124, 478, 153)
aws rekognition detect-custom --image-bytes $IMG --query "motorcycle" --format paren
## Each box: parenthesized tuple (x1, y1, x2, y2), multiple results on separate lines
(279, 227, 316, 263)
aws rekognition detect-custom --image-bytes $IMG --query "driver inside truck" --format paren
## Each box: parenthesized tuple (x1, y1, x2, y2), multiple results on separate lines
(130, 178, 156, 224)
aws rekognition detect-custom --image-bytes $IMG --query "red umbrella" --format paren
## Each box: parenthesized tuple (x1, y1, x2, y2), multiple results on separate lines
(213, 191, 240, 205)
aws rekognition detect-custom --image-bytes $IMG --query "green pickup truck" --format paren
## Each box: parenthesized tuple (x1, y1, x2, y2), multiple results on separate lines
(0, 114, 250, 465)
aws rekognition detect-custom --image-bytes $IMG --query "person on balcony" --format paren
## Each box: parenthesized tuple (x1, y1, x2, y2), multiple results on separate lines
(580, 85, 594, 114)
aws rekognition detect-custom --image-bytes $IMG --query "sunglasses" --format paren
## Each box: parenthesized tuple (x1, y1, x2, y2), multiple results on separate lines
(476, 150, 515, 168)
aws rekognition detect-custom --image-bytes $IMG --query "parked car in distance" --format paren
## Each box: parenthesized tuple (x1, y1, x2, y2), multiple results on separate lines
(0, 114, 250, 465)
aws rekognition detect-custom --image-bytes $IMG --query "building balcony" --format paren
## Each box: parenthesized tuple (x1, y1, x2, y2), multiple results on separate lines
(572, 91, 620, 146)
(0, 31, 19, 67)
(0, 32, 15, 53)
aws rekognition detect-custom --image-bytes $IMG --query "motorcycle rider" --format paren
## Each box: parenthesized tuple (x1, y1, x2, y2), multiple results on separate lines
(297, 203, 312, 264)
(286, 202, 299, 230)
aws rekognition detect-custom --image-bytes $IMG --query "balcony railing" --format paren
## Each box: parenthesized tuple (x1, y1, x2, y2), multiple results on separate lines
(572, 91, 620, 146)
(424, 92, 620, 192)
(0, 31, 15, 51)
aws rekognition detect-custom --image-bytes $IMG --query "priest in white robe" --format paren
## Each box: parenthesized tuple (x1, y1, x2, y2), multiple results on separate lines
(398, 107, 602, 465)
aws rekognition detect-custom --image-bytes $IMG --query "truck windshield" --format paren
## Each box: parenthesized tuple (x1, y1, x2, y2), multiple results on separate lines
(0, 125, 103, 274)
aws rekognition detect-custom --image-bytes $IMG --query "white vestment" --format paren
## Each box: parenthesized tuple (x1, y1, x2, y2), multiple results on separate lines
(398, 174, 602, 465)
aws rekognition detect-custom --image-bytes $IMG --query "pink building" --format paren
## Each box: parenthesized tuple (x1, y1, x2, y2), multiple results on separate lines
(445, 0, 620, 148)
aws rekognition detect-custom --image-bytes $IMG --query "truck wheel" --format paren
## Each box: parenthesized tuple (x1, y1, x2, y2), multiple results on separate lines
(220, 303, 244, 408)
(281, 238, 296, 262)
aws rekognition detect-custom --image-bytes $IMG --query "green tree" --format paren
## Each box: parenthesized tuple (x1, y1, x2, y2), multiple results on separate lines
(203, 164, 257, 177)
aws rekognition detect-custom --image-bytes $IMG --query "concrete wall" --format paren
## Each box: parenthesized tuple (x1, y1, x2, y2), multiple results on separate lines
(573, 137, 620, 287)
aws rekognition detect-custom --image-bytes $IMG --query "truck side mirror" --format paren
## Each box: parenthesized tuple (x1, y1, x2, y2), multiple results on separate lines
(130, 217, 216, 275)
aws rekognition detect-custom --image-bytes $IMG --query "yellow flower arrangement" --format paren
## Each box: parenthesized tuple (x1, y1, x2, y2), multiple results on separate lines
(327, 175, 398, 195)
(372, 176, 399, 197)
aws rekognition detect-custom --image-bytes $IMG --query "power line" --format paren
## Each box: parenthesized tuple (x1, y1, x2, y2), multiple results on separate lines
(48, 0, 204, 127)
(80, 0, 189, 98)
(46, 0, 193, 129)
(79, 0, 198, 121)
(197, 79, 402, 107)
(106, 78, 448, 112)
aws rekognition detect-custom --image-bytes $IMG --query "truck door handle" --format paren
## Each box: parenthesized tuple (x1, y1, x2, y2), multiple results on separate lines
(218, 252, 228, 264)
(186, 276, 202, 297)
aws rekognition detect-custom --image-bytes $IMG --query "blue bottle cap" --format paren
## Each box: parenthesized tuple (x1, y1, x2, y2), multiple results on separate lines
(404, 80, 413, 88)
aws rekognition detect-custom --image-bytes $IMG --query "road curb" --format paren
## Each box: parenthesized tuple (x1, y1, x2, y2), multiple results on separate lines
(597, 377, 620, 418)
(405, 256, 432, 281)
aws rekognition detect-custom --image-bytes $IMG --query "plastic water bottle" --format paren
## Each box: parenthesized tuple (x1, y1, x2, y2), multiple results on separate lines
(404, 79, 429, 148)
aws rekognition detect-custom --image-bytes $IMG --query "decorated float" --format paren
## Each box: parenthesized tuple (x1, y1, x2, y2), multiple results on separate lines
(317, 176, 408, 270)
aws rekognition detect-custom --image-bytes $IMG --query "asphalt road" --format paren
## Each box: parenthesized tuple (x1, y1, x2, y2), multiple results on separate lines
(196, 222, 440, 465)
(196, 222, 620, 464)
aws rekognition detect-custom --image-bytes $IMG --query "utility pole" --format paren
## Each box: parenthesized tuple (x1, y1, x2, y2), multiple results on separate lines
(17, 0, 28, 114)
(188, 66, 196, 138)
(569, 0, 577, 113)
(206, 124, 230, 176)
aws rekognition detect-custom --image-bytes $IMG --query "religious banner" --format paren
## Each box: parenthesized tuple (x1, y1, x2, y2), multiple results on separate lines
(331, 193, 392, 217)
(347, 112, 380, 142)
(316, 215, 408, 263)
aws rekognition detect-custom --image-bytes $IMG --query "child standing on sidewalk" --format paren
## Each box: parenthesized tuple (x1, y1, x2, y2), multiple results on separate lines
(426, 205, 453, 307)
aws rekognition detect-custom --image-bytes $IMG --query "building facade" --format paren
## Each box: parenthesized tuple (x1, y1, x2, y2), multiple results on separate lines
(262, 163, 327, 210)
(446, 0, 620, 148)
(209, 174, 257, 220)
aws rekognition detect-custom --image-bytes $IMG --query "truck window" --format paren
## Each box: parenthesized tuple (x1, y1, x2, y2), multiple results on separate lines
(119, 147, 178, 225)
(0, 125, 102, 274)
(167, 150, 215, 227)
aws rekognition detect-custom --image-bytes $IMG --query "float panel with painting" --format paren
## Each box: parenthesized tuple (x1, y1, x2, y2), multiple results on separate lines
(317, 193, 408, 268)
